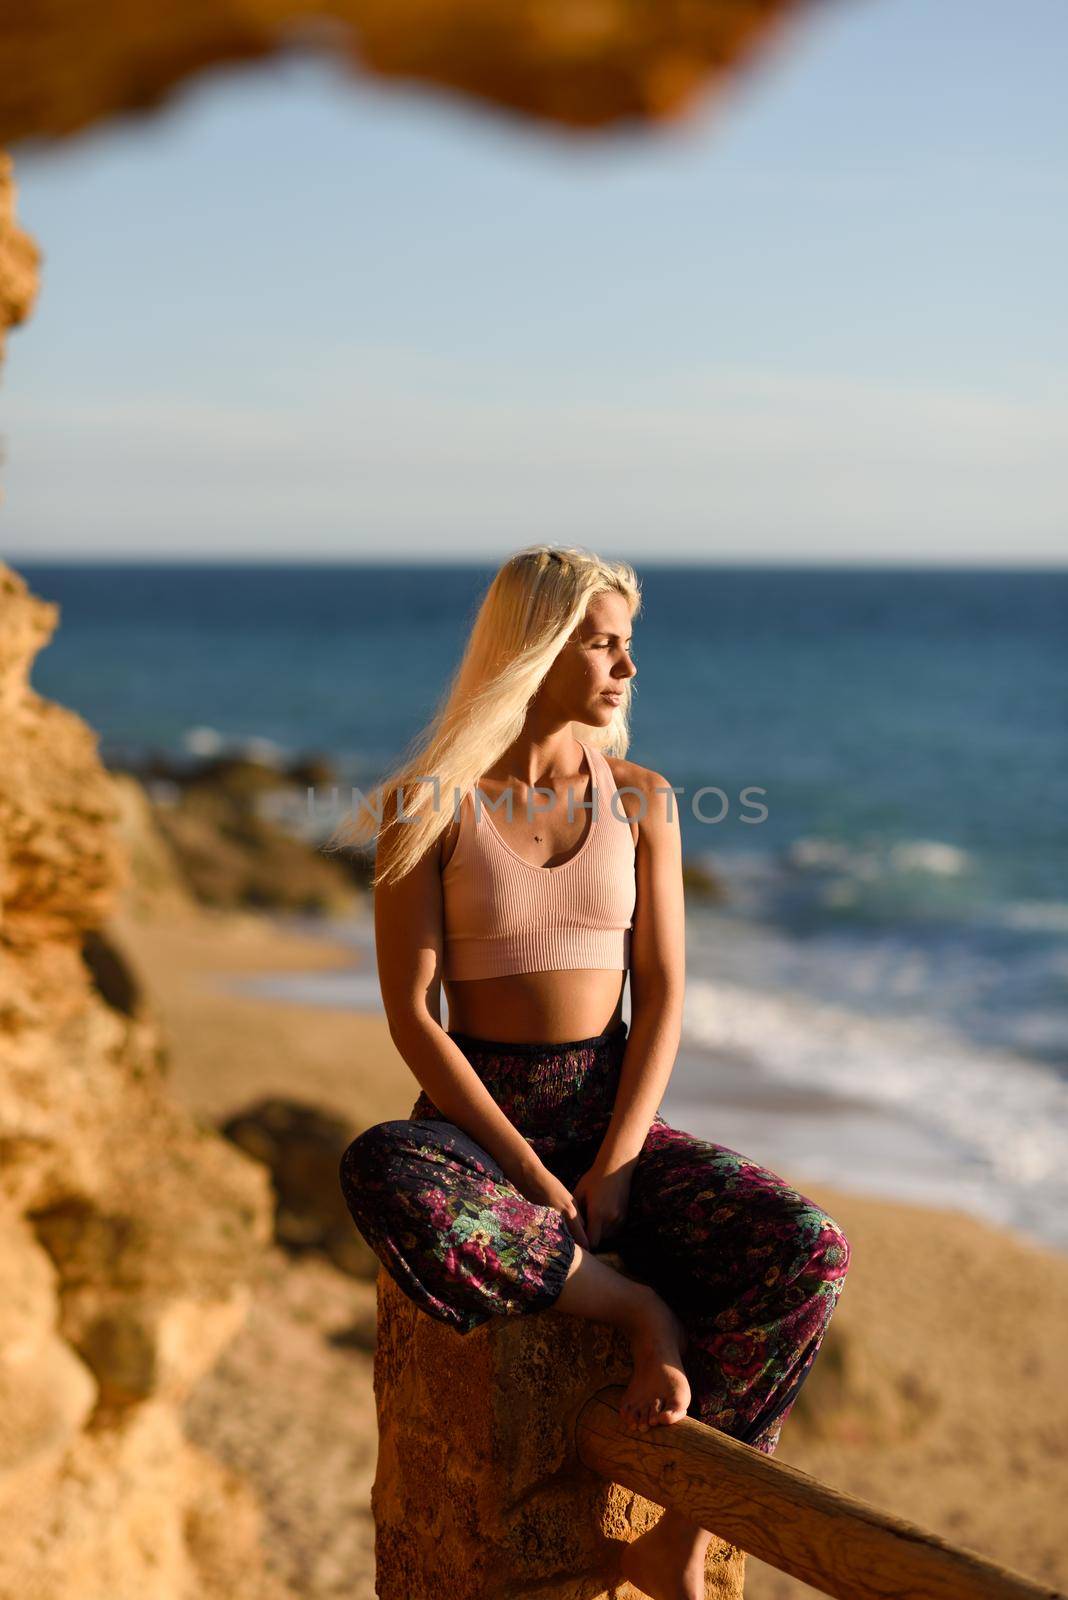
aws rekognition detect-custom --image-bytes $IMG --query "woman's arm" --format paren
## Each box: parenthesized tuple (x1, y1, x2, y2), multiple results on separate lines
(596, 767, 686, 1169)
(373, 788, 551, 1189)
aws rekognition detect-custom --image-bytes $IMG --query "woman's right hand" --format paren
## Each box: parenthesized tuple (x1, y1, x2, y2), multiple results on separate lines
(512, 1159, 591, 1251)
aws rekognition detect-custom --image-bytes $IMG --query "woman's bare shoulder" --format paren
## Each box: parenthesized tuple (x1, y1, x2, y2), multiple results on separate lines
(604, 755, 679, 830)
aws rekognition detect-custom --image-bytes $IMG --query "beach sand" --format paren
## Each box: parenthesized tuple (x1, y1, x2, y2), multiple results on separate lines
(108, 900, 1068, 1600)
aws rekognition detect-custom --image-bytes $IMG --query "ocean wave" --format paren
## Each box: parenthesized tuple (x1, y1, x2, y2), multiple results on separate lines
(998, 901, 1068, 933)
(786, 835, 971, 878)
(681, 973, 1068, 1201)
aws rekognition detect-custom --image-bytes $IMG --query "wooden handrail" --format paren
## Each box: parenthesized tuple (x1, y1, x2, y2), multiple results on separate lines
(576, 1386, 1064, 1600)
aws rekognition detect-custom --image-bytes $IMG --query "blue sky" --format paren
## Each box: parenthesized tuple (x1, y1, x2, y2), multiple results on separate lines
(1, 0, 1065, 563)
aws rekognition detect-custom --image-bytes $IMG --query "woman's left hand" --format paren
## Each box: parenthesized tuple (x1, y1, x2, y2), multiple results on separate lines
(572, 1156, 636, 1250)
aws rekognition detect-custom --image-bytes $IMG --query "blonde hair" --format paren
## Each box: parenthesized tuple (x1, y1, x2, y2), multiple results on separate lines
(324, 542, 642, 888)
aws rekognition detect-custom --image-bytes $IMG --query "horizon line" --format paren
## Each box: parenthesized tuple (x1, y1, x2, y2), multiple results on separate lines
(6, 553, 1068, 574)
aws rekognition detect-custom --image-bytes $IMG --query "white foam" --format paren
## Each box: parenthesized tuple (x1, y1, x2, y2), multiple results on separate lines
(679, 971, 1068, 1251)
(998, 900, 1068, 933)
(888, 839, 970, 876)
(786, 834, 972, 880)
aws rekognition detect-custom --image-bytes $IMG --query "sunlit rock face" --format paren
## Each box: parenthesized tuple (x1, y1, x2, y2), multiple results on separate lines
(0, 0, 811, 145)
(0, 561, 279, 1600)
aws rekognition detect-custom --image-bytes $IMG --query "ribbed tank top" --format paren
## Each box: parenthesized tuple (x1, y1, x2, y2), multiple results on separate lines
(441, 740, 637, 980)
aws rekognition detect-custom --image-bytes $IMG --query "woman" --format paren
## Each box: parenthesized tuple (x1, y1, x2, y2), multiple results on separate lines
(333, 544, 851, 1600)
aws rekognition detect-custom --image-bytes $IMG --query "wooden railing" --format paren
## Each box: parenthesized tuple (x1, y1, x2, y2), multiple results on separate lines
(576, 1386, 1064, 1600)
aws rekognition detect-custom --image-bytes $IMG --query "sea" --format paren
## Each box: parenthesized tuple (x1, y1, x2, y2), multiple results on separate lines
(17, 559, 1068, 1254)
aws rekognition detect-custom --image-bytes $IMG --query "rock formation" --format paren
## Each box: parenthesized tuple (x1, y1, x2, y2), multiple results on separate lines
(0, 562, 283, 1600)
(0, 0, 813, 146)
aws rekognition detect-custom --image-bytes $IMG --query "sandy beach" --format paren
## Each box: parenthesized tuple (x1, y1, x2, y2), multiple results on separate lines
(107, 897, 1068, 1600)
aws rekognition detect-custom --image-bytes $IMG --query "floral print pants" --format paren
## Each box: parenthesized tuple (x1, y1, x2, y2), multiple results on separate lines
(338, 1020, 851, 1456)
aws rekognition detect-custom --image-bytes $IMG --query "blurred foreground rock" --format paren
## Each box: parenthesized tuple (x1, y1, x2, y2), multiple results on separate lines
(222, 1097, 380, 1279)
(371, 1259, 746, 1599)
(0, 1, 816, 147)
(0, 154, 39, 363)
(0, 562, 285, 1600)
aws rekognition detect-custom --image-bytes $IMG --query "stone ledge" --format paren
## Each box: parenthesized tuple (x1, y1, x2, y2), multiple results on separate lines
(370, 1258, 746, 1598)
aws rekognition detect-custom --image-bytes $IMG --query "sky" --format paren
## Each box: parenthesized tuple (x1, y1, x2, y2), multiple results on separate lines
(1, 0, 1066, 565)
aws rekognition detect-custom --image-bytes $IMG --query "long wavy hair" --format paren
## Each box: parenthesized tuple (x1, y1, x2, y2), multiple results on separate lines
(324, 543, 642, 888)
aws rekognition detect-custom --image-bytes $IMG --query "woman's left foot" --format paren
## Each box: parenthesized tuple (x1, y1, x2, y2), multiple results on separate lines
(618, 1511, 710, 1600)
(619, 1289, 690, 1433)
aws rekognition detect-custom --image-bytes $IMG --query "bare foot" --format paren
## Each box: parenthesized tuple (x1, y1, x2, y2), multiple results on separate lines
(619, 1508, 711, 1600)
(619, 1289, 691, 1435)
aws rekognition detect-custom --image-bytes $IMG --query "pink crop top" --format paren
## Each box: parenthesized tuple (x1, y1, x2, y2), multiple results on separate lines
(441, 739, 637, 980)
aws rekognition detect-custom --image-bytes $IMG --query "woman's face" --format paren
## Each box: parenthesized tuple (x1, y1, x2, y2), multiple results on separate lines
(537, 591, 637, 726)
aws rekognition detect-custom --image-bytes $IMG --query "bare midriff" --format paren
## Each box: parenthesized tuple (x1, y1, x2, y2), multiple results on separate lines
(442, 969, 627, 1046)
